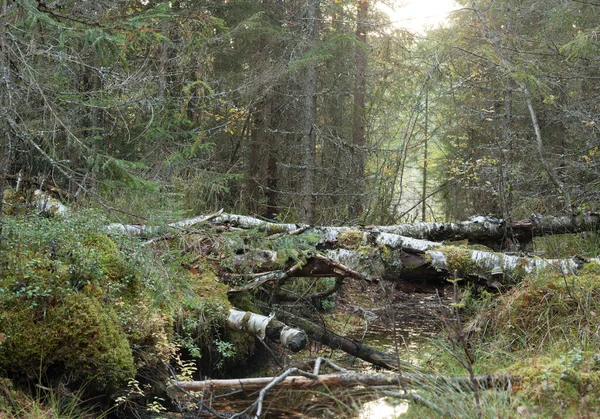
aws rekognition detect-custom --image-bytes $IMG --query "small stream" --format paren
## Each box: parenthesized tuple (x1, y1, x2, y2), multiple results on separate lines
(178, 287, 450, 418)
(349, 290, 449, 418)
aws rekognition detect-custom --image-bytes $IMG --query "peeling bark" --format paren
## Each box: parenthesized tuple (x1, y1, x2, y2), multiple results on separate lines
(109, 212, 600, 250)
(227, 227, 599, 289)
(109, 212, 600, 289)
(227, 309, 307, 352)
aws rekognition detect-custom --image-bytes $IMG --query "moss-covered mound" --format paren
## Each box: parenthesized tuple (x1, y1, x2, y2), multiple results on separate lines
(0, 294, 135, 392)
(0, 211, 160, 392)
(468, 262, 600, 417)
(0, 207, 257, 409)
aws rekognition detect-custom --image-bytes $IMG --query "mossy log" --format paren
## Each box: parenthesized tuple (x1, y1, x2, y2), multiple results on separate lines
(228, 230, 600, 289)
(109, 212, 600, 288)
(108, 212, 600, 250)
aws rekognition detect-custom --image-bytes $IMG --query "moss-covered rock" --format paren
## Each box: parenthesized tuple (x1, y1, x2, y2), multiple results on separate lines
(0, 212, 175, 395)
(0, 293, 135, 392)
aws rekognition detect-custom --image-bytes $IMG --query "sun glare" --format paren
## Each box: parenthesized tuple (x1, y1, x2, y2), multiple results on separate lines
(378, 0, 459, 32)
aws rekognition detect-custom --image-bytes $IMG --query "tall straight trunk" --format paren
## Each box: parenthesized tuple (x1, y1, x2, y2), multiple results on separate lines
(246, 100, 266, 215)
(350, 0, 368, 217)
(158, 19, 170, 103)
(300, 0, 320, 224)
(422, 92, 428, 222)
(265, 98, 279, 219)
(0, 0, 10, 244)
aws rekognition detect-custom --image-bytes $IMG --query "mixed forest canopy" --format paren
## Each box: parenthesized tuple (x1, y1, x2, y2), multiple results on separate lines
(1, 0, 598, 226)
(1, 0, 600, 417)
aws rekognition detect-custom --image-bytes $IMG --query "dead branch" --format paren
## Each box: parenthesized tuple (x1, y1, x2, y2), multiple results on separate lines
(171, 371, 517, 392)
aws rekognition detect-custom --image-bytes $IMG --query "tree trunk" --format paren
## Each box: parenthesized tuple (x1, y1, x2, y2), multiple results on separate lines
(227, 309, 307, 352)
(350, 0, 368, 217)
(108, 212, 600, 251)
(246, 100, 267, 215)
(0, 0, 11, 246)
(260, 305, 414, 370)
(221, 229, 596, 288)
(109, 213, 600, 288)
(468, 0, 572, 210)
(300, 0, 320, 224)
(422, 92, 428, 222)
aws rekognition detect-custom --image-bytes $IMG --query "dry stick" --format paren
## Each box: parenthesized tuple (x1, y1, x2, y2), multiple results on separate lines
(227, 368, 319, 419)
(228, 253, 372, 294)
(312, 357, 350, 375)
(173, 372, 516, 392)
(255, 337, 285, 370)
(276, 276, 344, 302)
(227, 262, 303, 294)
(311, 253, 371, 282)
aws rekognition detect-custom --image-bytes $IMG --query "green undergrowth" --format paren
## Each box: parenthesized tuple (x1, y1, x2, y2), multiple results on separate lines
(0, 207, 254, 416)
(534, 232, 600, 259)
(406, 262, 600, 418)
(0, 377, 104, 419)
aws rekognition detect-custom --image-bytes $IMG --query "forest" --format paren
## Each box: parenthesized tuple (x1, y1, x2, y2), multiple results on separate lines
(0, 0, 599, 417)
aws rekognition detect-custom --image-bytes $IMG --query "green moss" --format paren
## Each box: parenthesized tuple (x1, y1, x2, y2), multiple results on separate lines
(2, 189, 22, 216)
(506, 350, 600, 416)
(266, 224, 285, 234)
(116, 299, 174, 371)
(222, 329, 256, 365)
(83, 233, 127, 280)
(580, 261, 600, 276)
(0, 212, 179, 396)
(188, 263, 232, 308)
(440, 245, 477, 275)
(0, 293, 135, 392)
(229, 293, 258, 313)
(338, 230, 365, 248)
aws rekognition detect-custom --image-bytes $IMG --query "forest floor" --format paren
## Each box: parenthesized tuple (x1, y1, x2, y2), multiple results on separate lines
(2, 202, 600, 418)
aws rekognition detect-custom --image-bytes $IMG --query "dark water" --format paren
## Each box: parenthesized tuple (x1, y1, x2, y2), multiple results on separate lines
(174, 290, 448, 418)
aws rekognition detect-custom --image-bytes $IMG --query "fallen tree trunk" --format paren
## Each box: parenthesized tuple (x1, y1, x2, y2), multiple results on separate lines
(268, 306, 413, 370)
(227, 309, 307, 352)
(169, 359, 511, 418)
(171, 371, 516, 392)
(371, 213, 600, 250)
(109, 211, 600, 289)
(106, 209, 224, 237)
(228, 229, 600, 289)
(108, 211, 600, 249)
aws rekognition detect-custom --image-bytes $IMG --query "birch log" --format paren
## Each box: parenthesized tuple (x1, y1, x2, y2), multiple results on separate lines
(108, 211, 600, 288)
(227, 309, 307, 352)
(229, 229, 600, 287)
(108, 211, 600, 249)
